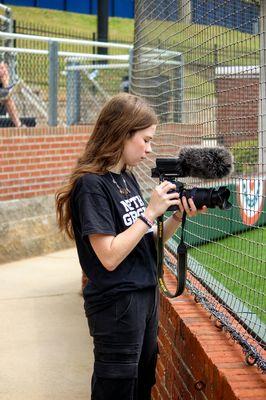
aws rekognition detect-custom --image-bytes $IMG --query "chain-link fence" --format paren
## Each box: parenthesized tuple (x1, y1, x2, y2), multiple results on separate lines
(0, 14, 132, 128)
(14, 19, 133, 45)
(131, 0, 265, 371)
(1, 0, 264, 371)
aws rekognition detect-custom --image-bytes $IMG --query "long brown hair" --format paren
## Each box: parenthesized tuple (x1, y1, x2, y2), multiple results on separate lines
(55, 93, 158, 239)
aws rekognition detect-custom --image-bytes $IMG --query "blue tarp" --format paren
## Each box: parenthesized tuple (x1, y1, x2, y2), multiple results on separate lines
(2, 0, 259, 33)
(3, 0, 135, 18)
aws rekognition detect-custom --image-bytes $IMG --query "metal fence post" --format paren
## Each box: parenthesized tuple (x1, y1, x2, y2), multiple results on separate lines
(48, 40, 58, 126)
(66, 61, 80, 126)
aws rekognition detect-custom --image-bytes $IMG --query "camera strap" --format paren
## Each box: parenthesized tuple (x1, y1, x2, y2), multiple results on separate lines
(157, 211, 188, 298)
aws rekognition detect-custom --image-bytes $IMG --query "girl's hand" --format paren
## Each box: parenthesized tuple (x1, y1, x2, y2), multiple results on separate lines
(145, 181, 180, 221)
(174, 196, 208, 219)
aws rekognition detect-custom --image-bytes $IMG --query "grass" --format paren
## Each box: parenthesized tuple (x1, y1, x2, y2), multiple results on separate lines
(8, 5, 134, 40)
(141, 20, 259, 65)
(138, 19, 259, 99)
(6, 4, 260, 101)
(189, 228, 266, 324)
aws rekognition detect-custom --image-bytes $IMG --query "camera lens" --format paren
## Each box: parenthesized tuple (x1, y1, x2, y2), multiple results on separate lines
(166, 182, 232, 212)
(186, 186, 231, 210)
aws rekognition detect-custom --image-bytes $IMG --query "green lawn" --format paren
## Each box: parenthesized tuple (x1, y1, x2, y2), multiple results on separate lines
(6, 4, 260, 101)
(189, 228, 266, 323)
(8, 5, 134, 41)
(140, 20, 259, 65)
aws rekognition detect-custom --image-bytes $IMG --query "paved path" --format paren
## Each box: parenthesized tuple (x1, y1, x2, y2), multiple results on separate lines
(0, 248, 93, 400)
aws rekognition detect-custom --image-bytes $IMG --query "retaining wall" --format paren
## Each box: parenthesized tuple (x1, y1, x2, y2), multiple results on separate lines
(152, 269, 266, 400)
(0, 125, 92, 262)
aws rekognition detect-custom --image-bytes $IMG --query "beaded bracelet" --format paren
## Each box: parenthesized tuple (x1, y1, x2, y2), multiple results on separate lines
(138, 214, 154, 229)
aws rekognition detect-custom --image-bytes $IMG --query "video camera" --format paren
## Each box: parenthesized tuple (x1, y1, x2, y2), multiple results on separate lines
(151, 158, 232, 211)
(152, 146, 233, 299)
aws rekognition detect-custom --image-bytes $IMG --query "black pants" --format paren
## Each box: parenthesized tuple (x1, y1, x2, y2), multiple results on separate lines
(87, 287, 159, 400)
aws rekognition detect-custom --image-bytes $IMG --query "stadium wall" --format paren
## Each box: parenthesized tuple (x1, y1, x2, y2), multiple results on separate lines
(153, 268, 266, 400)
(191, 0, 259, 34)
(0, 125, 93, 263)
(1, 0, 135, 18)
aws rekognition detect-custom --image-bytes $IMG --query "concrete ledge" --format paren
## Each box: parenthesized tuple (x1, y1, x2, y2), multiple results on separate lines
(0, 195, 72, 263)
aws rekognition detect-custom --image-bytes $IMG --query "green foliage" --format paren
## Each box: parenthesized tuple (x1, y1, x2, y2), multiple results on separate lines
(232, 139, 258, 174)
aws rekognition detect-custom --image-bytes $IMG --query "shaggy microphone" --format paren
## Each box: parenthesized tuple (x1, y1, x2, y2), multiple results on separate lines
(152, 146, 233, 179)
(177, 146, 233, 179)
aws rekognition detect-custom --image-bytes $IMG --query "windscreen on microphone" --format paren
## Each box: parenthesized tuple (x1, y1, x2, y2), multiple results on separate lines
(177, 147, 233, 179)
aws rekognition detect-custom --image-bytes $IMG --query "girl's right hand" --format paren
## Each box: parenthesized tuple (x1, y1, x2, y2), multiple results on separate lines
(144, 181, 180, 221)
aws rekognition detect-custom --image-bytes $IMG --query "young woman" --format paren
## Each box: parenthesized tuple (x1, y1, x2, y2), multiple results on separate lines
(56, 93, 206, 400)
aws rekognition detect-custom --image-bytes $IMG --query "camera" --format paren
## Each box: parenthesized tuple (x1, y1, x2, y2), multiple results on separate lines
(152, 147, 233, 298)
(151, 157, 232, 212)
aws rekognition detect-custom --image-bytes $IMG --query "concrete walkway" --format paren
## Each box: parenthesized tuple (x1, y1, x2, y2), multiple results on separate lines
(0, 248, 93, 400)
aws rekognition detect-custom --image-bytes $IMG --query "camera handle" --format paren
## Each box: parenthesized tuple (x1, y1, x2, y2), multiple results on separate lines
(157, 211, 188, 298)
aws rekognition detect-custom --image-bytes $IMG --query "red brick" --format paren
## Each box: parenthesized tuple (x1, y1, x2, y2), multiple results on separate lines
(216, 77, 258, 145)
(154, 267, 265, 400)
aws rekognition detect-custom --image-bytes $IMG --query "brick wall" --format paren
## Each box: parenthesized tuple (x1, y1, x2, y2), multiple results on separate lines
(0, 123, 204, 202)
(216, 77, 259, 146)
(152, 269, 266, 400)
(0, 125, 93, 262)
(0, 125, 93, 201)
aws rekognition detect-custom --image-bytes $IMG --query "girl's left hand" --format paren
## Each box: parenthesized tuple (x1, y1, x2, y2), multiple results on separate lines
(174, 196, 208, 218)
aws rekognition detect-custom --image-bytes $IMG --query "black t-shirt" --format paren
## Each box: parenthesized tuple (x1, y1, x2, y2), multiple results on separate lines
(70, 171, 157, 315)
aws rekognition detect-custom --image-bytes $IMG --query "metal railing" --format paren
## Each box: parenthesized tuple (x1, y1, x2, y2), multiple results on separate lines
(0, 31, 132, 127)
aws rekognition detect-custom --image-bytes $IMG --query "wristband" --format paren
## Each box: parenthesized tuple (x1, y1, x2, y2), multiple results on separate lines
(172, 212, 183, 223)
(138, 214, 154, 229)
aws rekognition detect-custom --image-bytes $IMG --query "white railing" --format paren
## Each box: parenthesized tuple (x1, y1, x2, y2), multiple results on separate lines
(0, 31, 133, 50)
(0, 46, 129, 60)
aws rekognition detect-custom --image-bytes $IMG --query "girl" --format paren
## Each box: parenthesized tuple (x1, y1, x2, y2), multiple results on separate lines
(56, 93, 206, 400)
